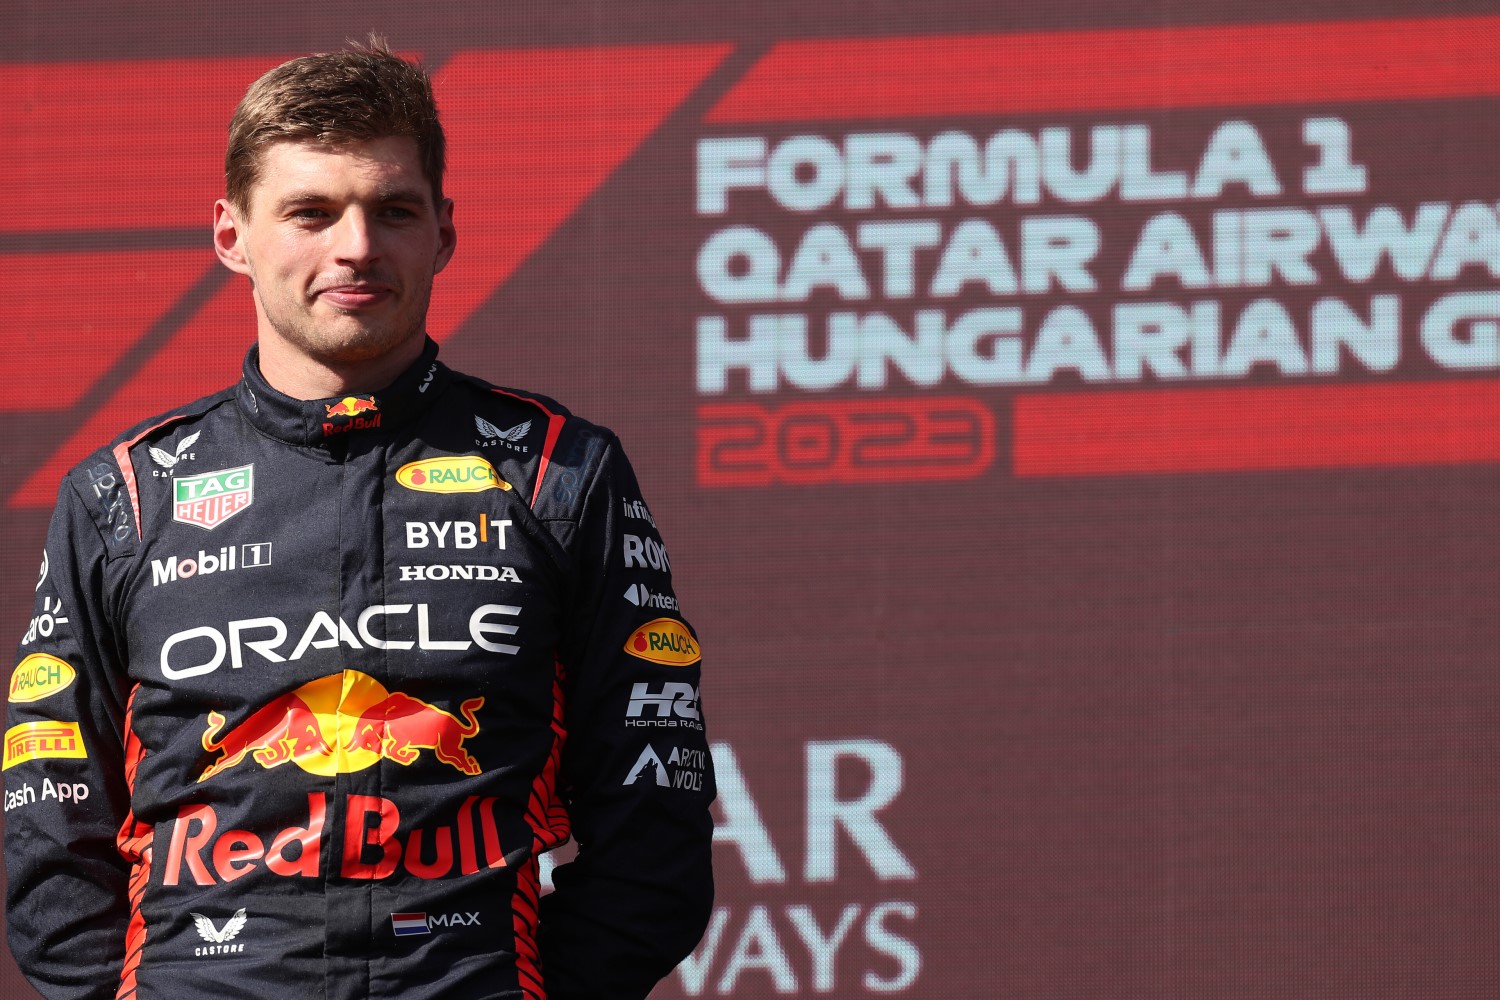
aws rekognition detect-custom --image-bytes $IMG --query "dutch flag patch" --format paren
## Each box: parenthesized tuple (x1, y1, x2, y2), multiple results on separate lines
(391, 912, 430, 937)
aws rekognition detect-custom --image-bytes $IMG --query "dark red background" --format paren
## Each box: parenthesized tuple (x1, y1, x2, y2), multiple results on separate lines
(4, 2, 1499, 996)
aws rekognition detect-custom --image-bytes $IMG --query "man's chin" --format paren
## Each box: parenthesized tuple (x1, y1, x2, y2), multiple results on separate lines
(269, 320, 422, 367)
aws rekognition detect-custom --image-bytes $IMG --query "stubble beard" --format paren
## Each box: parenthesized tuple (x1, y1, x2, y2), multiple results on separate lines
(258, 273, 434, 369)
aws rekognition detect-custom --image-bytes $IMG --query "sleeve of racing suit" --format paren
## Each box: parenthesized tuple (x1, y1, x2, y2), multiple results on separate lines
(4, 477, 133, 1000)
(539, 435, 715, 1000)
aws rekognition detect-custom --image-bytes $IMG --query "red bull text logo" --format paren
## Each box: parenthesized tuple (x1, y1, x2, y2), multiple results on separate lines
(625, 618, 702, 666)
(395, 456, 512, 494)
(197, 670, 483, 781)
(173, 465, 253, 530)
(323, 396, 381, 436)
(162, 791, 508, 886)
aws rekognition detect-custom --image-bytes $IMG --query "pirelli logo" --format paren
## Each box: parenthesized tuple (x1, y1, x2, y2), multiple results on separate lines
(3, 721, 87, 769)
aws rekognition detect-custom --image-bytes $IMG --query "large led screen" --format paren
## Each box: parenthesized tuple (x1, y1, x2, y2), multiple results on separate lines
(3, 2, 1499, 996)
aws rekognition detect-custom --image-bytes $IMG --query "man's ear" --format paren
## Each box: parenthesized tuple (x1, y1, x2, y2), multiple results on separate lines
(433, 197, 457, 275)
(213, 199, 253, 276)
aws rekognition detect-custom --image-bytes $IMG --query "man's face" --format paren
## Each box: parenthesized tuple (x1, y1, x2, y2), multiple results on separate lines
(213, 136, 456, 370)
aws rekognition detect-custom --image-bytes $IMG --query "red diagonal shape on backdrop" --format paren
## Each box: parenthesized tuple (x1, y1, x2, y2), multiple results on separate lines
(426, 44, 733, 340)
(11, 42, 730, 508)
(0, 57, 290, 232)
(706, 15, 1500, 122)
(1013, 381, 1500, 476)
(0, 251, 209, 410)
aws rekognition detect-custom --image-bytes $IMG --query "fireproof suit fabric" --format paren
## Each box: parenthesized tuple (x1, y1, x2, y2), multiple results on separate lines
(3, 339, 714, 1000)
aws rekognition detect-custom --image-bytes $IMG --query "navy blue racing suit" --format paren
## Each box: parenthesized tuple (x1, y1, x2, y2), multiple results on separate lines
(4, 339, 714, 999)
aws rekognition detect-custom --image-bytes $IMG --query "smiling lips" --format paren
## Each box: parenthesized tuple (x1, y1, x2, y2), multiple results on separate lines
(317, 284, 393, 309)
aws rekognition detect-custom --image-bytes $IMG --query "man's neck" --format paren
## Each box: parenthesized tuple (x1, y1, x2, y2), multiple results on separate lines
(256, 335, 426, 400)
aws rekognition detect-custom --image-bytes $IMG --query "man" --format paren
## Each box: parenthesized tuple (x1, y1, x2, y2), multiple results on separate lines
(4, 40, 713, 1000)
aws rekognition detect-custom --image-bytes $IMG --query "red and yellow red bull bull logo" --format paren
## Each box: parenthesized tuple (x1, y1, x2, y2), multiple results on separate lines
(624, 618, 701, 666)
(395, 456, 512, 494)
(8, 653, 77, 703)
(325, 396, 379, 419)
(197, 670, 483, 781)
(322, 396, 381, 436)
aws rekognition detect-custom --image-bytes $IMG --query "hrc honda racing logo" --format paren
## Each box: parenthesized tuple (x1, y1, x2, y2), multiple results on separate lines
(626, 681, 703, 730)
(197, 669, 484, 781)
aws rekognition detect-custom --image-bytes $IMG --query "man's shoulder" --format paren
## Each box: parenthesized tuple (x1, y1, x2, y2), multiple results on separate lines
(445, 370, 619, 447)
(443, 370, 622, 516)
(55, 385, 240, 551)
(66, 385, 241, 480)
(447, 370, 574, 421)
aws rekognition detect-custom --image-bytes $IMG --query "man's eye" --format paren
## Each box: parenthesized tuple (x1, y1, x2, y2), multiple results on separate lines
(291, 208, 328, 220)
(381, 206, 416, 219)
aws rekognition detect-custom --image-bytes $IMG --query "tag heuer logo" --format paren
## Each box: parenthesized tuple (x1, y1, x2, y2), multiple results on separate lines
(173, 466, 253, 530)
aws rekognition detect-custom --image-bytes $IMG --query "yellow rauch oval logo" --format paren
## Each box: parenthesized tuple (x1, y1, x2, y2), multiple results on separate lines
(625, 618, 701, 666)
(396, 456, 513, 494)
(9, 653, 77, 703)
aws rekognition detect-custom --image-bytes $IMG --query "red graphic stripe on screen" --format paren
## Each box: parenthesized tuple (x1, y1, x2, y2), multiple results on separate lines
(426, 44, 732, 342)
(707, 16, 1500, 122)
(11, 280, 252, 507)
(0, 251, 207, 410)
(12, 44, 728, 508)
(0, 56, 289, 233)
(1012, 380, 1500, 476)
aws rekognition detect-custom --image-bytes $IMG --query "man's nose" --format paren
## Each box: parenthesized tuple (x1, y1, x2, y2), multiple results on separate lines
(332, 209, 378, 267)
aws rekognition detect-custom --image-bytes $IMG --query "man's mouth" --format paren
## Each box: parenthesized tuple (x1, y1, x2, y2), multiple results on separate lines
(316, 284, 394, 309)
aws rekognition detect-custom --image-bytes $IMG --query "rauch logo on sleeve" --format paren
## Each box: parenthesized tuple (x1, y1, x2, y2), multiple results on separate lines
(624, 618, 701, 666)
(8, 654, 77, 703)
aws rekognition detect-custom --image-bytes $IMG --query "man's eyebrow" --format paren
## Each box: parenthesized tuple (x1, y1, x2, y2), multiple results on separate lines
(271, 188, 430, 210)
(376, 187, 430, 204)
(273, 191, 330, 209)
